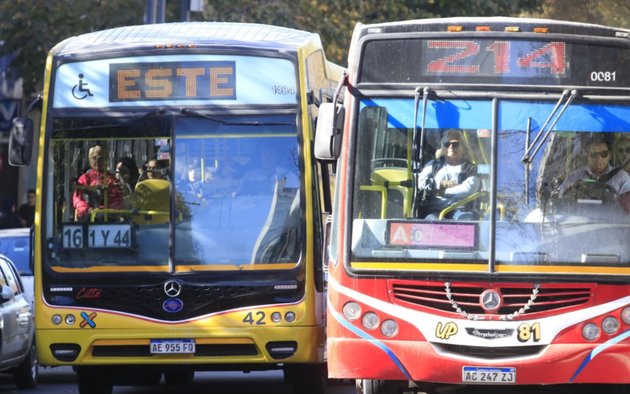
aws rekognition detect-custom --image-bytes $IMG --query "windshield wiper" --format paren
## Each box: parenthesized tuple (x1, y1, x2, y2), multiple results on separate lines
(411, 87, 430, 218)
(522, 89, 578, 164)
(412, 87, 430, 169)
(180, 108, 294, 126)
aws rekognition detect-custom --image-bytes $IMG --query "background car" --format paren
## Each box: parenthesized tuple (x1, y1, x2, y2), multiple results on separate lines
(0, 228, 32, 305)
(0, 254, 37, 388)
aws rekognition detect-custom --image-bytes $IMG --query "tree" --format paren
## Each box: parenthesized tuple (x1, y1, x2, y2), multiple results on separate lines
(200, 0, 545, 69)
(2, 0, 546, 96)
(522, 0, 630, 29)
(0, 0, 146, 96)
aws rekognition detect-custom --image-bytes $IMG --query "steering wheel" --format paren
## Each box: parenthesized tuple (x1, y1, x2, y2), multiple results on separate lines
(437, 191, 488, 220)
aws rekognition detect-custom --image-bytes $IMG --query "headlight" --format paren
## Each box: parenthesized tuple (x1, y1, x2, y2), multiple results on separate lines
(65, 314, 76, 325)
(342, 302, 361, 321)
(284, 311, 296, 322)
(361, 312, 379, 330)
(602, 316, 619, 334)
(380, 319, 399, 337)
(52, 314, 62, 325)
(582, 323, 600, 341)
(271, 312, 282, 323)
(622, 307, 630, 325)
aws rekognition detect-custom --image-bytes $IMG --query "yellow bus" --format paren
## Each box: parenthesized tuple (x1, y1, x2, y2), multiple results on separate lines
(9, 22, 342, 394)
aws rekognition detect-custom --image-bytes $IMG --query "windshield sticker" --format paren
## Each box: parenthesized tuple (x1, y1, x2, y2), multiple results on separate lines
(387, 221, 476, 249)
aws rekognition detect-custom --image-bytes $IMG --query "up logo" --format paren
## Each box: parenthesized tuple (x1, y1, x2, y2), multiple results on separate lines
(435, 321, 458, 340)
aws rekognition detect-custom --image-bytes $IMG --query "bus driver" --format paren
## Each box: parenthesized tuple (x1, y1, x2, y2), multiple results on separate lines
(416, 130, 481, 220)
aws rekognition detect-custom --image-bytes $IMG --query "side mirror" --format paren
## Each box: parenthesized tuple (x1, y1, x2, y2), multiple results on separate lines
(314, 102, 344, 161)
(9, 117, 34, 166)
(0, 285, 15, 303)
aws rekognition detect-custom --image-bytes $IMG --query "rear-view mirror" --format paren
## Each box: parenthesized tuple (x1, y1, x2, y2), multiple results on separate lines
(9, 117, 34, 166)
(314, 102, 344, 161)
(0, 285, 14, 303)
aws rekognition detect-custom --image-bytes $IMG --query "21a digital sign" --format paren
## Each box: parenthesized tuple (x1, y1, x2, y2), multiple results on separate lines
(110, 61, 236, 102)
(422, 40, 568, 78)
(360, 36, 630, 86)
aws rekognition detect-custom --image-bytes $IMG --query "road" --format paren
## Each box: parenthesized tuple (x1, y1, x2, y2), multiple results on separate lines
(0, 366, 602, 394)
(0, 367, 349, 394)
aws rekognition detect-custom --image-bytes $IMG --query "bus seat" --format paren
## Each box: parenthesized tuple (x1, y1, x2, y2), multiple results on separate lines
(133, 179, 170, 225)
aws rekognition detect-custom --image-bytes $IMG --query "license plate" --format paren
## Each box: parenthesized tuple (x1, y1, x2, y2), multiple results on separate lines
(88, 224, 131, 248)
(62, 224, 132, 249)
(462, 366, 515, 384)
(150, 339, 195, 354)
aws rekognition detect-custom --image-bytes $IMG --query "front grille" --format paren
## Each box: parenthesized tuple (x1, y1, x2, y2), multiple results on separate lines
(92, 344, 258, 358)
(46, 278, 303, 321)
(391, 281, 592, 317)
(434, 343, 545, 359)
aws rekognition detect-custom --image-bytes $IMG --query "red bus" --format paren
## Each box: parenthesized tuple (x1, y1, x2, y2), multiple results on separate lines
(315, 17, 630, 394)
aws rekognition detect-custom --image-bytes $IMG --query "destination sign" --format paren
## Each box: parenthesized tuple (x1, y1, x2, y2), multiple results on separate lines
(359, 38, 630, 87)
(387, 221, 477, 249)
(110, 61, 236, 102)
(53, 54, 298, 108)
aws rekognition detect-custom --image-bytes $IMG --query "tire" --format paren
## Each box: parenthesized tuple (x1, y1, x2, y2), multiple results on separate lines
(164, 369, 195, 386)
(285, 363, 326, 394)
(77, 366, 113, 394)
(356, 379, 400, 394)
(13, 341, 38, 389)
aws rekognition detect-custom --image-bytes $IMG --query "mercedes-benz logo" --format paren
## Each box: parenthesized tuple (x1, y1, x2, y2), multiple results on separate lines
(164, 280, 182, 297)
(479, 289, 502, 312)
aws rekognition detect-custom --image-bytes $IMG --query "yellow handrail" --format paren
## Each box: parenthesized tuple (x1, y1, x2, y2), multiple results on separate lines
(89, 208, 170, 223)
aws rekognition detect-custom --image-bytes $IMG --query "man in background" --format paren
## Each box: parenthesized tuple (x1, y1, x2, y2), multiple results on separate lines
(18, 189, 35, 227)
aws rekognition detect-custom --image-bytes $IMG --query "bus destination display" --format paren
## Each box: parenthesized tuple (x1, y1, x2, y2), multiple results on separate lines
(110, 61, 236, 102)
(422, 40, 568, 78)
(360, 38, 630, 87)
(52, 55, 298, 108)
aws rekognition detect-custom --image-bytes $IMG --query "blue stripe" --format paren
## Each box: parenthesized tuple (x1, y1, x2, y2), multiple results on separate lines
(359, 98, 630, 132)
(328, 305, 413, 381)
(569, 329, 630, 382)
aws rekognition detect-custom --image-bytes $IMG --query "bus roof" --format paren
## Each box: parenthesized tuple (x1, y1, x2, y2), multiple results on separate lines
(52, 22, 321, 56)
(354, 16, 630, 39)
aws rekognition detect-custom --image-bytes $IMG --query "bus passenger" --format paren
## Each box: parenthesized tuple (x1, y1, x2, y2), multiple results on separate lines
(116, 157, 140, 196)
(181, 160, 204, 200)
(559, 139, 630, 211)
(73, 145, 123, 221)
(145, 159, 164, 180)
(416, 130, 480, 220)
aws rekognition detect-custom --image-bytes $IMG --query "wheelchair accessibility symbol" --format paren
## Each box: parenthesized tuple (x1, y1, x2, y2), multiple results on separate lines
(72, 73, 94, 100)
(80, 311, 97, 328)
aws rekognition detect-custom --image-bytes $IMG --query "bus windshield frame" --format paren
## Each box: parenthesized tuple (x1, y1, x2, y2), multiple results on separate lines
(347, 93, 630, 277)
(43, 110, 304, 273)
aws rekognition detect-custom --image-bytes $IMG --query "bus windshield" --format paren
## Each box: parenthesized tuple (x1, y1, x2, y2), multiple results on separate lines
(45, 113, 302, 271)
(350, 97, 630, 270)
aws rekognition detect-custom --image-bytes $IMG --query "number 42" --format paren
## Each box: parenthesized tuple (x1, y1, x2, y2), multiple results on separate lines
(243, 311, 266, 325)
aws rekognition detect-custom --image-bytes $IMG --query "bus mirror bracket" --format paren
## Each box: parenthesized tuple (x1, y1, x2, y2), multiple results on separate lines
(9, 117, 34, 166)
(315, 102, 344, 161)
